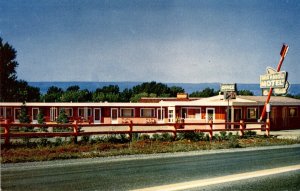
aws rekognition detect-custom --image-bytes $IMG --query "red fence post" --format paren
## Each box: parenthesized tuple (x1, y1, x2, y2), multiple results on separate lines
(4, 120, 10, 146)
(209, 120, 213, 141)
(173, 126, 177, 141)
(266, 119, 270, 137)
(240, 120, 245, 137)
(73, 120, 78, 144)
(129, 120, 133, 141)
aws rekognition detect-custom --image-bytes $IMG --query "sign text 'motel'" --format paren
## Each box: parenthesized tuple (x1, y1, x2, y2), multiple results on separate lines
(260, 71, 287, 89)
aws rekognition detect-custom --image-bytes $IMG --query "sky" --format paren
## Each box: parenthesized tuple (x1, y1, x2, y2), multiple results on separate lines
(1, 0, 300, 84)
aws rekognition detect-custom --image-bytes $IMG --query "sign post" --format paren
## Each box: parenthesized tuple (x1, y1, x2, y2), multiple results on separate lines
(266, 103, 271, 121)
(259, 44, 289, 121)
(220, 83, 237, 129)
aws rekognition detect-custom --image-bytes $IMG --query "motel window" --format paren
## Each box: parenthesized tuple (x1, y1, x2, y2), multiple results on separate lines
(288, 107, 298, 117)
(0, 107, 12, 118)
(0, 107, 4, 118)
(181, 107, 201, 119)
(140, 108, 155, 117)
(120, 108, 135, 117)
(78, 108, 92, 118)
(247, 108, 258, 119)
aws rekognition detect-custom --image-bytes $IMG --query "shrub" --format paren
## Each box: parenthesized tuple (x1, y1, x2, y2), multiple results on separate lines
(177, 132, 205, 141)
(205, 134, 211, 141)
(132, 133, 140, 141)
(228, 136, 241, 148)
(213, 133, 220, 141)
(220, 131, 227, 140)
(81, 136, 90, 143)
(22, 137, 31, 147)
(160, 133, 173, 142)
(118, 134, 129, 143)
(38, 138, 50, 147)
(105, 134, 120, 143)
(140, 134, 150, 141)
(244, 130, 257, 138)
(227, 132, 233, 139)
(54, 137, 63, 146)
(151, 134, 161, 141)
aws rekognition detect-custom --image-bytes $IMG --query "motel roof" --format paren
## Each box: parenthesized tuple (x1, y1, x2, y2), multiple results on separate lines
(0, 96, 299, 107)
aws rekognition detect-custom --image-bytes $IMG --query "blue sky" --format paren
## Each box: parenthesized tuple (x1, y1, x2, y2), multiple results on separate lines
(1, 0, 299, 83)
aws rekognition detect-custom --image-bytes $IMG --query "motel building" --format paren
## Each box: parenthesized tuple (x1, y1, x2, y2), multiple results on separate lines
(0, 93, 299, 130)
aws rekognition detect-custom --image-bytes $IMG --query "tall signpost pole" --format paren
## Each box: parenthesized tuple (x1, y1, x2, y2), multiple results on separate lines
(259, 44, 289, 121)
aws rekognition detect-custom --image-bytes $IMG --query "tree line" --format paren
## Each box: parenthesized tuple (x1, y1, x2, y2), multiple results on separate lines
(41, 82, 185, 103)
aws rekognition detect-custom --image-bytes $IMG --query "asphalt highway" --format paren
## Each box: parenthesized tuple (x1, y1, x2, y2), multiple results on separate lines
(1, 145, 300, 191)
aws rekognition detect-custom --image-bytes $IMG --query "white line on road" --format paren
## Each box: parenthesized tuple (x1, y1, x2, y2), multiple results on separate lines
(132, 164, 300, 191)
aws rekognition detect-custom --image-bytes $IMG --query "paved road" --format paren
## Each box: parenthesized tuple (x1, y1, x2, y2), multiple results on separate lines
(2, 145, 300, 191)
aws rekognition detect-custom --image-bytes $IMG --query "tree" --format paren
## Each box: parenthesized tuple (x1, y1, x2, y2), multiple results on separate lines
(57, 109, 69, 124)
(19, 104, 30, 123)
(44, 86, 64, 102)
(66, 85, 80, 92)
(37, 109, 47, 132)
(238, 90, 254, 96)
(92, 85, 121, 102)
(0, 37, 19, 101)
(0, 37, 40, 102)
(37, 110, 45, 124)
(19, 104, 32, 132)
(92, 92, 106, 102)
(132, 81, 171, 96)
(286, 93, 300, 100)
(169, 86, 185, 97)
(120, 88, 133, 102)
(130, 92, 149, 102)
(13, 80, 40, 102)
(190, 88, 218, 97)
(101, 85, 120, 94)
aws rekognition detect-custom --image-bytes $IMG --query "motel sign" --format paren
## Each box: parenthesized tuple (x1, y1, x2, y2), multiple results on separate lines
(220, 84, 237, 92)
(260, 71, 287, 89)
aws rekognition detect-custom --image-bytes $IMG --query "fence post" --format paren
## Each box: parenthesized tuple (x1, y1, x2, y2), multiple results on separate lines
(73, 120, 78, 144)
(209, 120, 213, 141)
(173, 126, 177, 141)
(4, 120, 10, 146)
(129, 120, 133, 141)
(266, 119, 270, 137)
(239, 120, 245, 137)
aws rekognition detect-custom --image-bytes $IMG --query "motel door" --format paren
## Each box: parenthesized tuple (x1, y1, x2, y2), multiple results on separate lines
(157, 108, 165, 123)
(234, 108, 242, 128)
(168, 107, 175, 123)
(94, 108, 101, 124)
(32, 108, 39, 124)
(206, 108, 215, 122)
(111, 108, 118, 124)
(50, 107, 58, 122)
